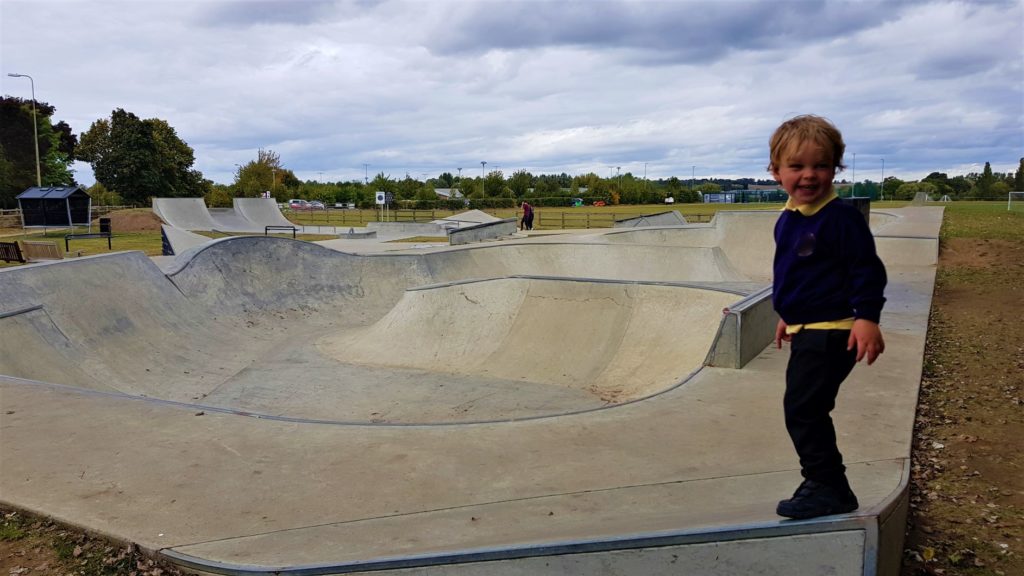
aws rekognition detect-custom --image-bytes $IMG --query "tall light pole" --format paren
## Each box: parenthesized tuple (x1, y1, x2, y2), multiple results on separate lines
(480, 161, 487, 195)
(7, 73, 40, 187)
(616, 166, 621, 191)
(852, 152, 857, 197)
(880, 158, 885, 201)
(691, 165, 695, 192)
(363, 163, 369, 184)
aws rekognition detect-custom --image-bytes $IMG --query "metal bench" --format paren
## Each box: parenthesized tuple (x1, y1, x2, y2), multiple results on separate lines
(65, 232, 111, 252)
(265, 225, 297, 238)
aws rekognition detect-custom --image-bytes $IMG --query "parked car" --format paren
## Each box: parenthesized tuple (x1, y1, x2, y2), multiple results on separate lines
(309, 200, 326, 210)
(288, 199, 310, 210)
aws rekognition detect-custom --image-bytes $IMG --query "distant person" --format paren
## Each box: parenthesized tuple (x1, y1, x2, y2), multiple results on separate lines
(769, 115, 887, 519)
(520, 201, 534, 231)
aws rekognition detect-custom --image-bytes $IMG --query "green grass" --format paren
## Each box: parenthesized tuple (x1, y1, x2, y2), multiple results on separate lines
(0, 517, 27, 541)
(938, 201, 1024, 241)
(0, 229, 340, 268)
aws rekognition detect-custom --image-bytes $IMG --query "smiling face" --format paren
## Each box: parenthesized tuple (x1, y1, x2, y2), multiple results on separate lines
(771, 143, 837, 207)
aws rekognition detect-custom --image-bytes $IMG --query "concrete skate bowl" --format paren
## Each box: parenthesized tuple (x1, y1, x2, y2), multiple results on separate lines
(0, 203, 942, 575)
(0, 237, 755, 424)
(597, 210, 779, 283)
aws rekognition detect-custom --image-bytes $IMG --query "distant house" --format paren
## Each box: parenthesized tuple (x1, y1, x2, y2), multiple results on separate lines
(16, 185, 91, 228)
(434, 188, 466, 200)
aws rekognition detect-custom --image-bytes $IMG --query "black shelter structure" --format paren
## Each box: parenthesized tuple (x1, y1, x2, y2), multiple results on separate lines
(16, 186, 92, 230)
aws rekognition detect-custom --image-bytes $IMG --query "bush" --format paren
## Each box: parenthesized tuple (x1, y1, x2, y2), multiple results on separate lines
(468, 197, 516, 209)
(204, 187, 233, 208)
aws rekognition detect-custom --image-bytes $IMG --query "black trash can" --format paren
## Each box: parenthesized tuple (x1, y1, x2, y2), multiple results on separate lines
(840, 197, 870, 226)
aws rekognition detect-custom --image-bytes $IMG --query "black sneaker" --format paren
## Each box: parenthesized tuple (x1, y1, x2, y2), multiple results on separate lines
(776, 479, 859, 519)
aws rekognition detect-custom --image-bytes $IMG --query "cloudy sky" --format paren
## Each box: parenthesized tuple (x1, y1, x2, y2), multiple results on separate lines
(2, 0, 1022, 185)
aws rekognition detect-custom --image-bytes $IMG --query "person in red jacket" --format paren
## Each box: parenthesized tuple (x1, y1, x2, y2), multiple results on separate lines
(520, 201, 534, 231)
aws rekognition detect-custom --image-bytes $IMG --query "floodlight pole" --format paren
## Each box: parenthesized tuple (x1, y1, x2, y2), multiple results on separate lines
(852, 152, 857, 196)
(880, 158, 885, 201)
(7, 73, 41, 187)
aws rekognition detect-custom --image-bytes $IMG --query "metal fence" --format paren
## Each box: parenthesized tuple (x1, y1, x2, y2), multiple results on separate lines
(286, 208, 713, 229)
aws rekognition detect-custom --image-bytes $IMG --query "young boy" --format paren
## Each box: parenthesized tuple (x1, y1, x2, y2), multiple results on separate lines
(769, 115, 887, 519)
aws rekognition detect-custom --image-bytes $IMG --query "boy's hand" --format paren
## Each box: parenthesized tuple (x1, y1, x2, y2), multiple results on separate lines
(848, 319, 885, 365)
(775, 319, 791, 348)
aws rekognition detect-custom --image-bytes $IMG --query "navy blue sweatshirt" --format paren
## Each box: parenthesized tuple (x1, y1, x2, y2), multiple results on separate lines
(773, 198, 887, 325)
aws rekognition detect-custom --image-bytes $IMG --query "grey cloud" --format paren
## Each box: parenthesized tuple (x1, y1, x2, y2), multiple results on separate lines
(195, 0, 379, 27)
(426, 1, 928, 65)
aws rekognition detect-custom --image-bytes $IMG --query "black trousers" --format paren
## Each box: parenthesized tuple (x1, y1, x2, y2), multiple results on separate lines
(785, 329, 857, 489)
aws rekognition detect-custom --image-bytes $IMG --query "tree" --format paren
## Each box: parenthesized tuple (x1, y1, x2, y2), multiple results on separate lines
(1014, 158, 1024, 191)
(234, 148, 296, 199)
(881, 176, 905, 200)
(533, 174, 561, 197)
(0, 96, 77, 208)
(976, 162, 996, 199)
(991, 181, 1011, 199)
(483, 170, 505, 197)
(86, 181, 122, 206)
(895, 181, 937, 201)
(508, 170, 532, 198)
(76, 109, 204, 204)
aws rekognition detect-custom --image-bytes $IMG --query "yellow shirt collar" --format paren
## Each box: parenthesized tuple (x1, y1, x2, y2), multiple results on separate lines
(783, 190, 838, 216)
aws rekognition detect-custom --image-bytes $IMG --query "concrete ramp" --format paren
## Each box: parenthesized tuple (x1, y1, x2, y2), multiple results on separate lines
(321, 278, 738, 403)
(613, 210, 687, 227)
(160, 224, 211, 255)
(600, 210, 778, 282)
(208, 207, 263, 232)
(152, 197, 219, 231)
(234, 197, 297, 229)
(432, 209, 502, 226)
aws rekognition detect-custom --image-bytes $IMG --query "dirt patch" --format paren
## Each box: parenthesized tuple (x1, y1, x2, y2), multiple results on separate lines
(94, 209, 163, 233)
(0, 510, 189, 576)
(902, 236, 1023, 576)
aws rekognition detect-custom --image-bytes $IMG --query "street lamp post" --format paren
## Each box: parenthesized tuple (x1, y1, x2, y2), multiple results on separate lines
(480, 161, 486, 194)
(852, 152, 857, 197)
(7, 73, 40, 187)
(880, 158, 885, 201)
(363, 163, 369, 185)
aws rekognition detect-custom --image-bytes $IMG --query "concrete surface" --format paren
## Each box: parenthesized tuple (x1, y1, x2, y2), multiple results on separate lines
(153, 197, 220, 231)
(0, 207, 944, 575)
(613, 210, 687, 227)
(448, 218, 518, 245)
(161, 224, 213, 255)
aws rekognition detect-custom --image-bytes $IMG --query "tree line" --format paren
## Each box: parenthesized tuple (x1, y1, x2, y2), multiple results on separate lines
(1, 98, 1022, 209)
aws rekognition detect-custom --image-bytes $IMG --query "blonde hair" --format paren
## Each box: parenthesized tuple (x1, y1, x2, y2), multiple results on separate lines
(768, 115, 846, 173)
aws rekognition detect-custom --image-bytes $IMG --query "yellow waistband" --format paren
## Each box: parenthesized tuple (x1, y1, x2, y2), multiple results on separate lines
(785, 317, 855, 334)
